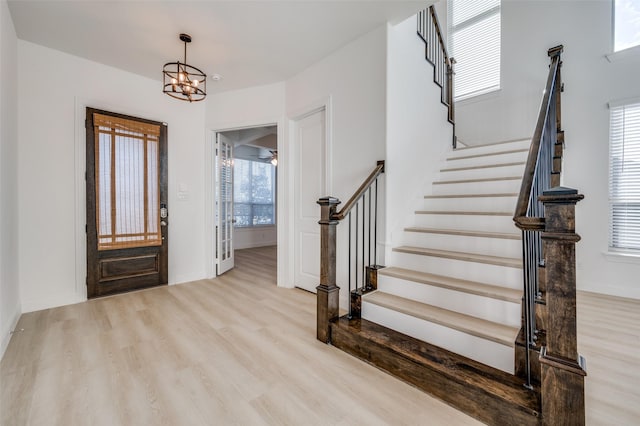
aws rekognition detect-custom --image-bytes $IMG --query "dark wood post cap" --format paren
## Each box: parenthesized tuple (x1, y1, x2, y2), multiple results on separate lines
(539, 186, 584, 205)
(317, 196, 341, 206)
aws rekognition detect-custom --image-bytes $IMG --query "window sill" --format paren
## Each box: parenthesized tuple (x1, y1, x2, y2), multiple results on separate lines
(234, 224, 276, 230)
(454, 88, 502, 106)
(606, 45, 640, 63)
(603, 250, 640, 264)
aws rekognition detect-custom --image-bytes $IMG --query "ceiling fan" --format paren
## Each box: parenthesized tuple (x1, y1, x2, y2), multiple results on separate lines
(258, 149, 277, 166)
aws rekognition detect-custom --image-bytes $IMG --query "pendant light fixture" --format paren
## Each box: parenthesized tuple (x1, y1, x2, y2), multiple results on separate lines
(162, 33, 206, 102)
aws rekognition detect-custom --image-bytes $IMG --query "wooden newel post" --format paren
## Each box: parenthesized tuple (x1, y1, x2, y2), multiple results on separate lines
(538, 187, 586, 426)
(316, 196, 341, 343)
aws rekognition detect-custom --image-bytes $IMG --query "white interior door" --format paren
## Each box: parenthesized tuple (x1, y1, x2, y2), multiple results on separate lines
(293, 108, 326, 292)
(216, 134, 234, 275)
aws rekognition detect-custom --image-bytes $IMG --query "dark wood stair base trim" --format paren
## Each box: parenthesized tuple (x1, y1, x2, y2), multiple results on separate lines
(330, 317, 541, 425)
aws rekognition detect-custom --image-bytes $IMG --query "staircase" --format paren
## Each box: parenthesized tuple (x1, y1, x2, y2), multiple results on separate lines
(315, 8, 586, 424)
(363, 139, 529, 373)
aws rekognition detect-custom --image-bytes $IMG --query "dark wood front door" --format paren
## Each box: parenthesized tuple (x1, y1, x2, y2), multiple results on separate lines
(86, 108, 168, 298)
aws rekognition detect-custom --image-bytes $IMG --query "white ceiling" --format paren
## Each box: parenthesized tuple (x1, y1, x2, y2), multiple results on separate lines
(8, 0, 428, 94)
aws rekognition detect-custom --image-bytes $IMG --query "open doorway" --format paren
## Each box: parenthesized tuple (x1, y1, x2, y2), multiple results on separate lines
(214, 125, 277, 277)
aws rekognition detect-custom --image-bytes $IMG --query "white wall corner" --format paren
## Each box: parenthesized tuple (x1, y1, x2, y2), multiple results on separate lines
(0, 305, 21, 361)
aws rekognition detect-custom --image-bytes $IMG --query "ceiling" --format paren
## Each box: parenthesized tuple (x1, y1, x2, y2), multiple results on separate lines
(8, 0, 428, 94)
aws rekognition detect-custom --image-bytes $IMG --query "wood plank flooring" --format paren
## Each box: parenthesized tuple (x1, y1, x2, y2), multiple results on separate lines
(1, 246, 639, 425)
(0, 247, 480, 425)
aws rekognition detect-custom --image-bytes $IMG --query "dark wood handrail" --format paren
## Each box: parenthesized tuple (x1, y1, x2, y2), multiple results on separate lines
(513, 45, 563, 226)
(332, 161, 385, 221)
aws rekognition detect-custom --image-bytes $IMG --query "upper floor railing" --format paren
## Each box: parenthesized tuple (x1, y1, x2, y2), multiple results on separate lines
(417, 6, 456, 146)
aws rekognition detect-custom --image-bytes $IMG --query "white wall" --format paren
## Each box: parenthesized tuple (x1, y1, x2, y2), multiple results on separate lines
(204, 26, 390, 306)
(454, 0, 640, 299)
(17, 41, 208, 312)
(285, 25, 389, 308)
(385, 13, 453, 254)
(205, 82, 286, 279)
(0, 0, 21, 358)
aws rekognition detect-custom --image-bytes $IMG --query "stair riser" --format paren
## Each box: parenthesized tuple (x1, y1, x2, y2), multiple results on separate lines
(414, 213, 515, 233)
(444, 151, 529, 169)
(449, 139, 531, 157)
(388, 251, 523, 289)
(439, 164, 525, 181)
(402, 232, 522, 258)
(361, 302, 515, 373)
(376, 275, 521, 326)
(423, 196, 518, 212)
(431, 179, 521, 195)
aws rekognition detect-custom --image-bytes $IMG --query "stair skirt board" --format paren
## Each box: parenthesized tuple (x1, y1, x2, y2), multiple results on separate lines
(401, 231, 522, 259)
(388, 250, 523, 289)
(329, 318, 541, 426)
(377, 274, 521, 326)
(361, 301, 515, 373)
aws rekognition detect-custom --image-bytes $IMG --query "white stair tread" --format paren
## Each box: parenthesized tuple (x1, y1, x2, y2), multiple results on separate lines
(425, 193, 518, 199)
(415, 210, 512, 216)
(363, 291, 519, 347)
(379, 267, 522, 303)
(404, 227, 520, 240)
(440, 161, 525, 172)
(447, 148, 529, 161)
(393, 246, 521, 268)
(434, 176, 522, 185)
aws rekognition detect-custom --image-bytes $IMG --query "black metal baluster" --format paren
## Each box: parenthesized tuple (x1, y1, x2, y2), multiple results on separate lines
(355, 203, 358, 293)
(368, 186, 372, 274)
(348, 211, 352, 319)
(374, 178, 378, 266)
(361, 195, 365, 291)
(522, 229, 533, 389)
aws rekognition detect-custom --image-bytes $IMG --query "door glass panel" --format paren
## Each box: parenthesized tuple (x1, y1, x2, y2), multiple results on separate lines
(94, 114, 161, 250)
(216, 135, 234, 274)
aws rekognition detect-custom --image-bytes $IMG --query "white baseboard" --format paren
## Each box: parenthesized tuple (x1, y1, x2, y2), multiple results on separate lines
(1, 306, 22, 361)
(170, 272, 209, 286)
(21, 292, 85, 313)
(578, 282, 640, 301)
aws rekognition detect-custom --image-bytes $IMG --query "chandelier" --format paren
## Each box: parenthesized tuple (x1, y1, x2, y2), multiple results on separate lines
(163, 34, 207, 102)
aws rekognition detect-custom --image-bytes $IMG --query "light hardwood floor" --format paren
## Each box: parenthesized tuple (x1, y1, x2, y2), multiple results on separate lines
(1, 246, 638, 425)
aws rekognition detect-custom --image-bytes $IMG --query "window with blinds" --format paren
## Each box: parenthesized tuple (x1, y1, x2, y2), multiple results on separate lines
(609, 100, 640, 253)
(93, 113, 161, 250)
(233, 159, 276, 227)
(447, 0, 501, 100)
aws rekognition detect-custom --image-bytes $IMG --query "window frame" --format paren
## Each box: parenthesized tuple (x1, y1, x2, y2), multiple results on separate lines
(608, 97, 640, 255)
